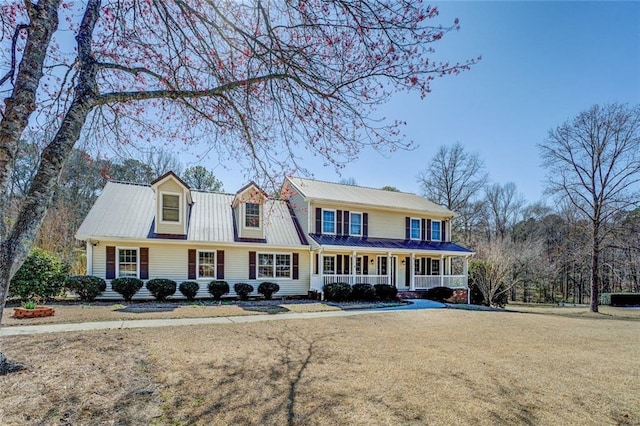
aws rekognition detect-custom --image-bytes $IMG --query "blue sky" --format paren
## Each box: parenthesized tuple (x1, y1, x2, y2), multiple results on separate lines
(191, 1, 640, 203)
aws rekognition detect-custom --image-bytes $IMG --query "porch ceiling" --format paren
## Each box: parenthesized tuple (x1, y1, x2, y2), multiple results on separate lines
(309, 234, 473, 254)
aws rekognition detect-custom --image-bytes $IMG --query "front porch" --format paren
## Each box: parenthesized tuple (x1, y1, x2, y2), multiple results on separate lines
(311, 273, 467, 289)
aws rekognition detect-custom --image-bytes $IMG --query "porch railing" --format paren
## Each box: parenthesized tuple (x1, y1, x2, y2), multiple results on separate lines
(310, 274, 467, 292)
(414, 275, 467, 289)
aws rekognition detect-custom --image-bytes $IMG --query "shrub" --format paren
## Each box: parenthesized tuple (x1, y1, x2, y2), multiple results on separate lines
(146, 278, 177, 301)
(208, 280, 230, 301)
(234, 283, 254, 301)
(9, 248, 69, 301)
(374, 284, 398, 301)
(179, 281, 200, 301)
(351, 283, 376, 301)
(424, 286, 454, 302)
(258, 282, 280, 300)
(323, 282, 352, 302)
(65, 275, 107, 302)
(111, 277, 143, 301)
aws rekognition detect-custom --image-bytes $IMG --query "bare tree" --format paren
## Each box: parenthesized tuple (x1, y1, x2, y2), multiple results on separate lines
(183, 166, 224, 192)
(0, 0, 476, 359)
(482, 182, 526, 241)
(145, 148, 182, 178)
(339, 177, 357, 186)
(539, 103, 640, 312)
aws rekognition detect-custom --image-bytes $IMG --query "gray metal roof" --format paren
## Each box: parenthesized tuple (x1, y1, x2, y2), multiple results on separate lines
(76, 181, 307, 247)
(285, 177, 455, 216)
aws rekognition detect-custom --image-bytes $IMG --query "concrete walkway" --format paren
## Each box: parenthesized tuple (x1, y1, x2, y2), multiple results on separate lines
(0, 299, 445, 337)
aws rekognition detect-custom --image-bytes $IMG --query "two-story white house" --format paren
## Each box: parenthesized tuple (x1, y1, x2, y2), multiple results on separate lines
(75, 172, 473, 300)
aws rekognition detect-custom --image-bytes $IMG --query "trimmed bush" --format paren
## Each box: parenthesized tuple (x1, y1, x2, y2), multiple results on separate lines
(323, 282, 352, 302)
(424, 286, 454, 302)
(351, 283, 376, 301)
(111, 277, 143, 302)
(258, 282, 280, 300)
(208, 280, 230, 301)
(234, 283, 254, 301)
(179, 281, 200, 301)
(65, 275, 106, 302)
(146, 278, 177, 301)
(374, 284, 398, 301)
(9, 248, 69, 301)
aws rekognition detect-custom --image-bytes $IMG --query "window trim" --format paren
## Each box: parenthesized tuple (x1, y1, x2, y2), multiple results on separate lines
(257, 252, 293, 280)
(196, 249, 216, 280)
(431, 259, 441, 276)
(322, 255, 336, 275)
(160, 191, 183, 224)
(244, 202, 262, 230)
(377, 255, 388, 275)
(431, 220, 442, 241)
(322, 209, 337, 235)
(349, 211, 363, 236)
(410, 217, 422, 240)
(116, 247, 139, 278)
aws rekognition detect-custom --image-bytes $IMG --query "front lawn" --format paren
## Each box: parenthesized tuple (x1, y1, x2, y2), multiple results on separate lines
(1, 309, 638, 425)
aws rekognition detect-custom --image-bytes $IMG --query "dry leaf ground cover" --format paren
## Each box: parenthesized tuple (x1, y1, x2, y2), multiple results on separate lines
(1, 309, 639, 425)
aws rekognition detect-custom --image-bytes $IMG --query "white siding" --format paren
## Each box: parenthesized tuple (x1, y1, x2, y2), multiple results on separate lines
(286, 186, 310, 234)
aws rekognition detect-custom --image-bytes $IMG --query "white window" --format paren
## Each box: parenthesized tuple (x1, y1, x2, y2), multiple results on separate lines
(245, 203, 260, 228)
(410, 218, 421, 240)
(198, 250, 216, 279)
(350, 212, 362, 236)
(431, 259, 441, 275)
(258, 253, 292, 279)
(431, 220, 441, 241)
(414, 258, 422, 275)
(377, 256, 388, 275)
(355, 256, 363, 274)
(322, 209, 336, 234)
(117, 248, 139, 278)
(323, 255, 336, 275)
(161, 193, 181, 223)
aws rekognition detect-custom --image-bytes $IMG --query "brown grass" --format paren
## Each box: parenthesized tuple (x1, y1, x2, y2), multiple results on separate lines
(506, 302, 640, 320)
(1, 309, 639, 425)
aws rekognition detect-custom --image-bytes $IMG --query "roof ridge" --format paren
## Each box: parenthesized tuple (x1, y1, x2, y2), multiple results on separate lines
(108, 180, 151, 187)
(291, 176, 419, 196)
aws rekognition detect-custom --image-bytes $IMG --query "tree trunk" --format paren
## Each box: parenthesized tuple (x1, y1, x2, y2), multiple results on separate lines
(590, 224, 600, 313)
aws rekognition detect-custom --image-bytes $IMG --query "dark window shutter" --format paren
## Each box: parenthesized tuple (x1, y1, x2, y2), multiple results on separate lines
(106, 246, 116, 279)
(363, 256, 368, 275)
(343, 255, 350, 274)
(405, 257, 410, 286)
(314, 253, 319, 275)
(315, 208, 322, 234)
(293, 253, 299, 279)
(336, 209, 343, 236)
(249, 251, 256, 279)
(343, 210, 350, 235)
(426, 258, 432, 275)
(421, 219, 426, 241)
(140, 248, 149, 279)
(405, 217, 410, 240)
(336, 255, 342, 274)
(442, 221, 447, 242)
(421, 258, 426, 275)
(188, 249, 196, 279)
(427, 219, 432, 241)
(217, 250, 225, 279)
(363, 213, 368, 238)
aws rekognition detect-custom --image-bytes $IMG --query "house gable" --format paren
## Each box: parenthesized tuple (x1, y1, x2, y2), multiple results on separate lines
(232, 182, 268, 241)
(150, 171, 192, 236)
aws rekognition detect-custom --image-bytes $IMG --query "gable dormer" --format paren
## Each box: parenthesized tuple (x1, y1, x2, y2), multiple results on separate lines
(151, 171, 192, 236)
(232, 182, 267, 241)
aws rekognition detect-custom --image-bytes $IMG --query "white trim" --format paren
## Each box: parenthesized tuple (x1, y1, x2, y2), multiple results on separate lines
(159, 191, 183, 224)
(410, 217, 422, 240)
(256, 252, 293, 280)
(349, 211, 363, 236)
(322, 254, 336, 275)
(196, 249, 216, 280)
(116, 246, 140, 278)
(321, 208, 337, 235)
(242, 202, 263, 230)
(86, 240, 93, 276)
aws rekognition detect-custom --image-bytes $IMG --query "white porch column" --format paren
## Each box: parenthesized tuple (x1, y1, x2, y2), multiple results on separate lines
(446, 257, 451, 275)
(410, 253, 415, 290)
(86, 240, 93, 275)
(440, 254, 444, 286)
(387, 252, 392, 286)
(352, 251, 357, 284)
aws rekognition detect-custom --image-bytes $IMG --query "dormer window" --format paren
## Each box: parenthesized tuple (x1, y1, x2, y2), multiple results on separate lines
(245, 203, 260, 228)
(161, 193, 181, 222)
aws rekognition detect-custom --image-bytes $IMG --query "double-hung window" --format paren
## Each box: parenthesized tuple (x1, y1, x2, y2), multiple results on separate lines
(377, 256, 388, 275)
(431, 259, 441, 275)
(322, 209, 336, 234)
(162, 194, 180, 222)
(410, 218, 421, 240)
(198, 251, 216, 279)
(414, 258, 422, 275)
(245, 203, 260, 228)
(350, 212, 362, 236)
(258, 253, 292, 279)
(323, 256, 336, 275)
(118, 248, 138, 278)
(431, 220, 441, 241)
